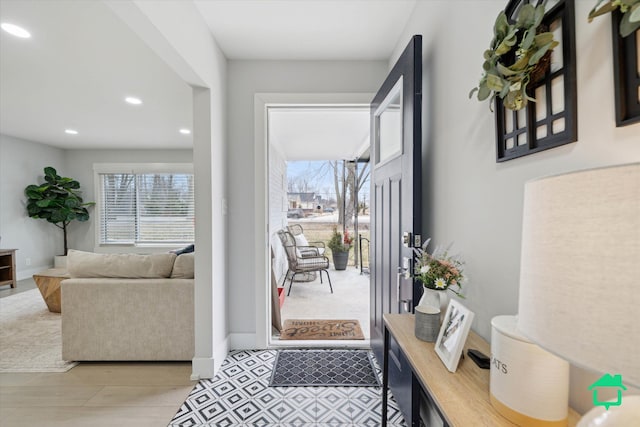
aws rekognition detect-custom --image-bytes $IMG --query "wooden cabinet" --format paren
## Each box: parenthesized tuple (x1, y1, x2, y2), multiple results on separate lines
(0, 249, 17, 288)
(381, 314, 580, 426)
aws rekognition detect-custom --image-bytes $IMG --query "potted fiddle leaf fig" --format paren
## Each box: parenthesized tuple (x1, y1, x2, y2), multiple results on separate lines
(25, 167, 94, 259)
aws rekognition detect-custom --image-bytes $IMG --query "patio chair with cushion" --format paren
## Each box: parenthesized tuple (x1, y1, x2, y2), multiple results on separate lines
(277, 229, 333, 296)
(287, 224, 326, 256)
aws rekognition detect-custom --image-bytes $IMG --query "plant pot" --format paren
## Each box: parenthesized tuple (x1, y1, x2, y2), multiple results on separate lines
(332, 251, 349, 270)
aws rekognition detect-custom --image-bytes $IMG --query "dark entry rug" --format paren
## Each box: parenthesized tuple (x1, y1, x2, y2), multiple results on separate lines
(269, 349, 380, 387)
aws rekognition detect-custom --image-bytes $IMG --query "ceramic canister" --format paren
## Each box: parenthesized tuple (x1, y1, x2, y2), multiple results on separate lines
(490, 315, 570, 427)
(414, 305, 440, 342)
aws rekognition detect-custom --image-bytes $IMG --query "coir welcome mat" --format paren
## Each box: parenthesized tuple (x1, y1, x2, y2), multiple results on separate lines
(269, 350, 380, 387)
(280, 319, 364, 340)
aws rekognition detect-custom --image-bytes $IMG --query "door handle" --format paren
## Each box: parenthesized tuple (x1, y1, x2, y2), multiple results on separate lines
(397, 266, 412, 312)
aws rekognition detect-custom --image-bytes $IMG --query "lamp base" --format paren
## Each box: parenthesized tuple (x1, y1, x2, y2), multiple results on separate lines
(578, 395, 640, 427)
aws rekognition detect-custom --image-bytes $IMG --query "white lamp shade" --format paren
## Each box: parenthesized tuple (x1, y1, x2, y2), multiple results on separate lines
(517, 163, 640, 388)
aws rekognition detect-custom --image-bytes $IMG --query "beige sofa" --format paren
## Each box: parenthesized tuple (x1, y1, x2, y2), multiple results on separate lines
(61, 250, 194, 361)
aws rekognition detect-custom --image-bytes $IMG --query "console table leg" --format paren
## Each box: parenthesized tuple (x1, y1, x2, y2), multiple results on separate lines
(382, 326, 390, 427)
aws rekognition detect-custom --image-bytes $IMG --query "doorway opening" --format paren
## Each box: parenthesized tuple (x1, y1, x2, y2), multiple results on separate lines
(266, 105, 371, 348)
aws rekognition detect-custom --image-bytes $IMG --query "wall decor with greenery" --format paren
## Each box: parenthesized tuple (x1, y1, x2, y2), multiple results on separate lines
(471, 0, 577, 162)
(25, 167, 94, 255)
(588, 1, 640, 126)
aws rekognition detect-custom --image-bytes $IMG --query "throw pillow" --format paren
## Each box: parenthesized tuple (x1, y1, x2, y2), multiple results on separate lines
(171, 253, 195, 279)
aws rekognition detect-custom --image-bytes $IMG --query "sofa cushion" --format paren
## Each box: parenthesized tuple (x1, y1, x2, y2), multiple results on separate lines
(171, 253, 194, 279)
(67, 250, 177, 278)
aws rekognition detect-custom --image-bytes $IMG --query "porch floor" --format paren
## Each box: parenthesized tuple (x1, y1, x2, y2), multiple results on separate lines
(278, 265, 370, 341)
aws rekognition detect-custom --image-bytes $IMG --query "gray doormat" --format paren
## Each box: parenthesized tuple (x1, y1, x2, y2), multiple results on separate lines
(269, 349, 380, 387)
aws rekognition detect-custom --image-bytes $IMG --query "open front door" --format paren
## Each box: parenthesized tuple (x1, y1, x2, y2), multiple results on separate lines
(370, 35, 422, 422)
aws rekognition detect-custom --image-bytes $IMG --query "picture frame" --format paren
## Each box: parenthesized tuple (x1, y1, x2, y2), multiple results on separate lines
(435, 299, 475, 372)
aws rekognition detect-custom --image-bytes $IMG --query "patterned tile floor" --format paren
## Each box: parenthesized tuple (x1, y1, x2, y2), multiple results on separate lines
(169, 350, 407, 426)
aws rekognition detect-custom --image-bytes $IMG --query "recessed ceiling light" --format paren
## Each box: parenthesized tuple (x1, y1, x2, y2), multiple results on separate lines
(179, 129, 191, 135)
(65, 129, 78, 135)
(1, 22, 31, 39)
(125, 96, 142, 105)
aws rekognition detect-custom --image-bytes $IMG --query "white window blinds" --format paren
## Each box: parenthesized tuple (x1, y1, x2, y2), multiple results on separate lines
(99, 171, 194, 245)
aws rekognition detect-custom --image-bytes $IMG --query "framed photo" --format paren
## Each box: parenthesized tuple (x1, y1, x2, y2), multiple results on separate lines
(435, 299, 475, 372)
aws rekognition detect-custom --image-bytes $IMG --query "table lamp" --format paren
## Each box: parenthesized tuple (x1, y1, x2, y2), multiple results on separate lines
(517, 163, 640, 426)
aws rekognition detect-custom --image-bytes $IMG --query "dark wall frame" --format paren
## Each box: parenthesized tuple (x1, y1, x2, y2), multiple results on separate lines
(611, 12, 640, 127)
(495, 0, 577, 162)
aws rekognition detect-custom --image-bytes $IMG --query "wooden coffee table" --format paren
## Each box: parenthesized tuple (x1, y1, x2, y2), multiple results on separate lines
(33, 268, 69, 313)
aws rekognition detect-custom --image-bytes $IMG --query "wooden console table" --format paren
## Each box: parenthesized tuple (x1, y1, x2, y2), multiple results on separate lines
(0, 249, 17, 288)
(382, 314, 579, 426)
(33, 268, 69, 313)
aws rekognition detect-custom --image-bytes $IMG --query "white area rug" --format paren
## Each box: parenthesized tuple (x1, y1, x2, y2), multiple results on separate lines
(0, 289, 78, 372)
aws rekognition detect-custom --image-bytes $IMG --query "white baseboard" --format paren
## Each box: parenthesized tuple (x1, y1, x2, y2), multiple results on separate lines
(191, 356, 216, 380)
(17, 265, 53, 281)
(229, 333, 257, 350)
(191, 337, 231, 380)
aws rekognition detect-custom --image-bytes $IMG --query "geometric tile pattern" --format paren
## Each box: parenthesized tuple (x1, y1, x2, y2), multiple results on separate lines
(169, 350, 407, 426)
(269, 350, 379, 387)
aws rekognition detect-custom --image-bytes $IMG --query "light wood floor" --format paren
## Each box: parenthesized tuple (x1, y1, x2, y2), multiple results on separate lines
(0, 278, 196, 427)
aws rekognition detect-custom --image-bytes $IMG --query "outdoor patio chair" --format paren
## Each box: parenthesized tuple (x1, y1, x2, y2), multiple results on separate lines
(287, 224, 326, 256)
(277, 229, 333, 296)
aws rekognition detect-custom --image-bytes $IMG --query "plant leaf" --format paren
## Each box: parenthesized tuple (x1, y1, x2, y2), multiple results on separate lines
(629, 3, 640, 23)
(588, 1, 615, 22)
(486, 73, 504, 91)
(619, 11, 640, 37)
(494, 11, 509, 39)
(477, 85, 491, 101)
(497, 62, 518, 76)
(517, 4, 536, 28)
(44, 166, 57, 178)
(534, 32, 555, 47)
(528, 41, 555, 65)
(534, 4, 545, 27)
(521, 28, 536, 50)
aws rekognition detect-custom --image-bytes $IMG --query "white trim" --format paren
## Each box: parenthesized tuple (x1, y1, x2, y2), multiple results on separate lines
(17, 265, 52, 281)
(229, 333, 257, 350)
(93, 163, 193, 174)
(191, 356, 216, 381)
(191, 335, 230, 380)
(254, 92, 375, 349)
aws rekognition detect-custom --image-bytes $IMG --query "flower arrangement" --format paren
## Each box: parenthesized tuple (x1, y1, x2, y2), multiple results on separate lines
(327, 227, 353, 253)
(588, 0, 640, 37)
(469, 2, 559, 111)
(413, 238, 465, 298)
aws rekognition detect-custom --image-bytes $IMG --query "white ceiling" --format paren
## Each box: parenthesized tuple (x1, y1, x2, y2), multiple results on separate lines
(0, 0, 193, 149)
(194, 0, 417, 60)
(269, 107, 370, 161)
(0, 0, 416, 152)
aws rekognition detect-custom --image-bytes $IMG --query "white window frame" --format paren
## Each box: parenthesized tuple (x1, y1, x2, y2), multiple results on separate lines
(93, 163, 194, 252)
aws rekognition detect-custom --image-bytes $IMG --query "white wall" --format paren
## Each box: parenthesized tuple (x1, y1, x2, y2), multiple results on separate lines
(391, 0, 640, 414)
(108, 0, 228, 378)
(0, 135, 65, 278)
(269, 143, 288, 282)
(227, 60, 388, 341)
(63, 149, 192, 253)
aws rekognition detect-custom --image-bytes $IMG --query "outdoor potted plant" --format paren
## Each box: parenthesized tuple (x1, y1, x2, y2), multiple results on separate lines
(25, 167, 94, 266)
(327, 227, 353, 271)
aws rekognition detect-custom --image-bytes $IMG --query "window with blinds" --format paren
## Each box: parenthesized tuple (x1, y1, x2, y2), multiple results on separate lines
(98, 169, 194, 245)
